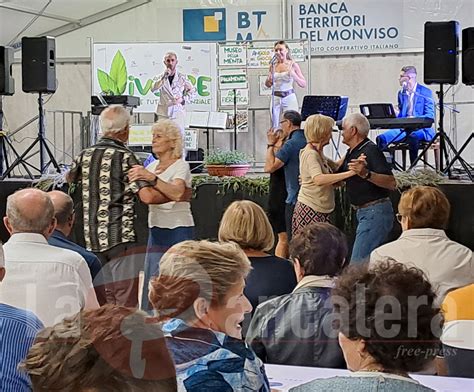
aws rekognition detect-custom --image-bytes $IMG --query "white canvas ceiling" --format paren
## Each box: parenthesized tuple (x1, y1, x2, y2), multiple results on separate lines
(0, 0, 150, 47)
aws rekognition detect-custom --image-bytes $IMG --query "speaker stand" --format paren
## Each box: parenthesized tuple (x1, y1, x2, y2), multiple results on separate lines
(443, 132, 474, 180)
(0, 93, 61, 180)
(410, 84, 473, 182)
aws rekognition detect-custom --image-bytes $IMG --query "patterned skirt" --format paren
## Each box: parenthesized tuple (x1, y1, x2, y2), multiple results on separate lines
(292, 201, 332, 237)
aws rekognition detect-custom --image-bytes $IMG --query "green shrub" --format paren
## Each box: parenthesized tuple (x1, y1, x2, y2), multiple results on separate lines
(204, 150, 252, 165)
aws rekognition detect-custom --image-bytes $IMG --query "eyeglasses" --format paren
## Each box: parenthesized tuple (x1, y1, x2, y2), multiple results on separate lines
(279, 119, 288, 124)
(396, 213, 403, 223)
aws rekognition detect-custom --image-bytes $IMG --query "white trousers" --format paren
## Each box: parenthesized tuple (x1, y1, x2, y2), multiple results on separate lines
(271, 93, 299, 129)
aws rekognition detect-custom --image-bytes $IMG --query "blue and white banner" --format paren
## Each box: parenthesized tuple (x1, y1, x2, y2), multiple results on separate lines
(290, 0, 474, 55)
(291, 1, 402, 54)
(183, 5, 282, 42)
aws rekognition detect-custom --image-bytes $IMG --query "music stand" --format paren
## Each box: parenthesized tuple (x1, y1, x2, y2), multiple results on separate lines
(301, 95, 349, 158)
(188, 111, 228, 153)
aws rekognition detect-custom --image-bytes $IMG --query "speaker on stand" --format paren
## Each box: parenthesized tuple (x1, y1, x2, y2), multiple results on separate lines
(417, 21, 473, 181)
(0, 47, 31, 178)
(444, 27, 474, 178)
(1, 36, 60, 180)
(462, 27, 474, 85)
(0, 46, 15, 96)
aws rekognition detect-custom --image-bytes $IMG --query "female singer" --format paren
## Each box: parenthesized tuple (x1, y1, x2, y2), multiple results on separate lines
(265, 40, 307, 128)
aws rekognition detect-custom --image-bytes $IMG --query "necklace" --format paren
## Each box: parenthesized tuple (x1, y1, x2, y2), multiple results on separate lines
(359, 367, 410, 379)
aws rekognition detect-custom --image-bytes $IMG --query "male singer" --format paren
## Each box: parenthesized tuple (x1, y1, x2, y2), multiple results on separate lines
(376, 66, 435, 164)
(151, 52, 196, 131)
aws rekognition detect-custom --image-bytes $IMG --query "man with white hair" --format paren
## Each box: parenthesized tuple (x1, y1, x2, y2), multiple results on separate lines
(0, 243, 44, 391)
(339, 113, 396, 263)
(0, 188, 99, 327)
(152, 51, 196, 131)
(67, 105, 170, 307)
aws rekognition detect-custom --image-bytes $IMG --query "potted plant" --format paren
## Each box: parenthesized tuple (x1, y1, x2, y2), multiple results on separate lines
(204, 150, 252, 177)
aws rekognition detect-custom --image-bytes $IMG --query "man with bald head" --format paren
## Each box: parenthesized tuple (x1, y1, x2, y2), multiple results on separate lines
(0, 188, 99, 327)
(48, 190, 105, 304)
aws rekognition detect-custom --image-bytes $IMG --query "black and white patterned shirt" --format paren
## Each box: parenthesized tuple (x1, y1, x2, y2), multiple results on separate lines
(69, 137, 148, 253)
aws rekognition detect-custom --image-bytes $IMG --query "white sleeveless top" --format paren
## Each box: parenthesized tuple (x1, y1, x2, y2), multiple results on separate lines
(273, 70, 294, 92)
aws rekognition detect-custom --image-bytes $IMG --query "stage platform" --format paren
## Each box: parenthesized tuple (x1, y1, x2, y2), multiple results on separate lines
(0, 177, 473, 252)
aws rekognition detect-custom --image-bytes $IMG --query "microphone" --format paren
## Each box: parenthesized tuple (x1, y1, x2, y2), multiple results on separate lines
(401, 81, 408, 92)
(270, 54, 278, 65)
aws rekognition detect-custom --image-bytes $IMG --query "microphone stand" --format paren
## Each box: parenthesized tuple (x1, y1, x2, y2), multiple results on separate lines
(270, 57, 277, 129)
(233, 88, 237, 150)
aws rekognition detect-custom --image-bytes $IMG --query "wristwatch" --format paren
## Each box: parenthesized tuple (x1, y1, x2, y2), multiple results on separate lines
(362, 170, 372, 180)
(150, 175, 158, 186)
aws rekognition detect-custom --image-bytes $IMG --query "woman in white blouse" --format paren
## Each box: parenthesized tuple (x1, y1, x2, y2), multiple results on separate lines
(128, 119, 194, 310)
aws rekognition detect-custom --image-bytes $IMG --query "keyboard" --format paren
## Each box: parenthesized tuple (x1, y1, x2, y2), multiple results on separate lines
(368, 117, 434, 130)
(335, 117, 434, 131)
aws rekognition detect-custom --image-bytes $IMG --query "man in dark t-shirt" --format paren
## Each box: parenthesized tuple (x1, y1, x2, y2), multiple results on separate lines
(265, 110, 306, 242)
(339, 113, 396, 263)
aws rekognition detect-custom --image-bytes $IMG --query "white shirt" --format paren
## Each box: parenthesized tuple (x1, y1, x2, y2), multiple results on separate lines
(146, 159, 194, 229)
(370, 228, 474, 303)
(406, 82, 417, 117)
(0, 233, 100, 327)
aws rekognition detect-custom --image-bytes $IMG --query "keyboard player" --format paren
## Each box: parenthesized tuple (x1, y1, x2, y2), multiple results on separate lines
(376, 66, 435, 165)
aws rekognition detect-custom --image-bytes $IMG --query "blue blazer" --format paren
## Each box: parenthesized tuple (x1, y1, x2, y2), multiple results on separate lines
(397, 83, 435, 139)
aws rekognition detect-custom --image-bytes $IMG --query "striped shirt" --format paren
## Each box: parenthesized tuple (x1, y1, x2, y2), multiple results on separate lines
(0, 303, 43, 392)
(69, 137, 149, 253)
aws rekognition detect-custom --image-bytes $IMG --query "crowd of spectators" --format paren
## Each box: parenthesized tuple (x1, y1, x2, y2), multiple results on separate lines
(0, 105, 472, 391)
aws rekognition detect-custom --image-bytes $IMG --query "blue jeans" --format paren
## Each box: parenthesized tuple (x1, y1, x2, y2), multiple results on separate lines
(141, 226, 194, 311)
(351, 200, 394, 263)
(376, 129, 428, 164)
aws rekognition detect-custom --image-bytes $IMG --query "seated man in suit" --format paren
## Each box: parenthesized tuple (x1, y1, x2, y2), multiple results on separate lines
(376, 66, 435, 164)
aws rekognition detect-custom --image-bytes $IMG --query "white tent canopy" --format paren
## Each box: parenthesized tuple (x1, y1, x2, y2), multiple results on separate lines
(0, 0, 151, 47)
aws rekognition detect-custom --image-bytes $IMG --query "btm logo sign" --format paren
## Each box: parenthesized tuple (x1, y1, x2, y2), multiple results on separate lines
(235, 11, 267, 41)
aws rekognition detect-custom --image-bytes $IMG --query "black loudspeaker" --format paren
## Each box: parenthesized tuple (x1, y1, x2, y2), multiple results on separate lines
(424, 21, 459, 85)
(0, 46, 15, 96)
(462, 28, 474, 85)
(21, 36, 56, 93)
